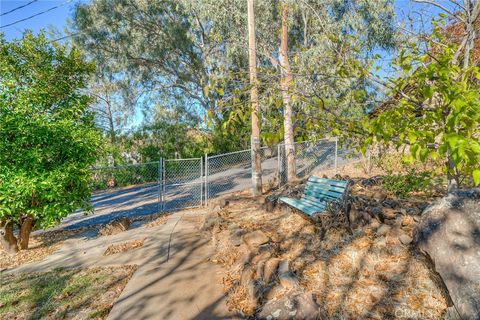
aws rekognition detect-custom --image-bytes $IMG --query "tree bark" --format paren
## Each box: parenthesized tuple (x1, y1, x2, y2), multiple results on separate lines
(105, 98, 116, 145)
(0, 220, 19, 255)
(17, 216, 34, 250)
(279, 4, 296, 182)
(247, 0, 263, 196)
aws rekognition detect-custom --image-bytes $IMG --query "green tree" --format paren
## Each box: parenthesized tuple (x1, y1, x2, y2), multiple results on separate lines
(0, 32, 101, 254)
(196, 0, 397, 149)
(362, 18, 480, 189)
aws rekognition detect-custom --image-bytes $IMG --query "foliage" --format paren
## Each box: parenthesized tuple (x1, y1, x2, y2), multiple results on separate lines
(72, 0, 218, 116)
(0, 32, 101, 231)
(92, 163, 159, 191)
(362, 20, 480, 186)
(72, 0, 397, 151)
(381, 171, 433, 198)
(197, 0, 397, 142)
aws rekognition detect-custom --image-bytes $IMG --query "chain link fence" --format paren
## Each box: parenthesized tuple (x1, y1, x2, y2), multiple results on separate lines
(68, 162, 162, 228)
(277, 139, 337, 185)
(162, 158, 203, 211)
(79, 139, 359, 227)
(204, 146, 278, 204)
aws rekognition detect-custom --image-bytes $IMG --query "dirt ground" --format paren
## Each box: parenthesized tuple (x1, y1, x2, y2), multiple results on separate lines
(0, 213, 170, 270)
(202, 171, 450, 319)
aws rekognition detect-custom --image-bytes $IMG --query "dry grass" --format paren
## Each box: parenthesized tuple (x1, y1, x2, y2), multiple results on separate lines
(205, 191, 449, 319)
(0, 227, 92, 270)
(1, 212, 170, 270)
(103, 239, 145, 256)
(0, 265, 136, 319)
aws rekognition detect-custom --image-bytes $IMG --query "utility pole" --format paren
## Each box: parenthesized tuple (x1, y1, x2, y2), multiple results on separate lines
(247, 0, 262, 196)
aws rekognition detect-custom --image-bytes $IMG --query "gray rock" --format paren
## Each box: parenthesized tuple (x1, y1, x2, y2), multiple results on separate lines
(380, 207, 396, 220)
(265, 284, 286, 300)
(230, 228, 245, 246)
(263, 258, 280, 283)
(242, 230, 270, 250)
(370, 219, 381, 229)
(362, 211, 372, 223)
(383, 218, 396, 225)
(376, 224, 391, 237)
(373, 191, 387, 202)
(278, 260, 299, 290)
(257, 292, 325, 320)
(383, 199, 399, 208)
(367, 206, 383, 220)
(414, 188, 480, 320)
(398, 234, 412, 245)
(240, 267, 255, 286)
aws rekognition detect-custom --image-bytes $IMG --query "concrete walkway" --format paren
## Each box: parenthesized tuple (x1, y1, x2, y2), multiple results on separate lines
(7, 210, 235, 320)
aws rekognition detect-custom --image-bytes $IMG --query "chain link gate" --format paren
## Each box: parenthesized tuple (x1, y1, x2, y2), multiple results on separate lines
(162, 158, 203, 211)
(88, 139, 361, 224)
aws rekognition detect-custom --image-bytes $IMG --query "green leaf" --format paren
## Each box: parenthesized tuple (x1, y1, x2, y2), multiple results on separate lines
(473, 169, 480, 186)
(407, 132, 417, 144)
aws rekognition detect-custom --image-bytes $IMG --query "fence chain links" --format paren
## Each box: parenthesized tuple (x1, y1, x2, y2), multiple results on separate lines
(91, 139, 359, 215)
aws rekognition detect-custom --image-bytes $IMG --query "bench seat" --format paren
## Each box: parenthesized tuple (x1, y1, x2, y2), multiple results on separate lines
(279, 176, 348, 216)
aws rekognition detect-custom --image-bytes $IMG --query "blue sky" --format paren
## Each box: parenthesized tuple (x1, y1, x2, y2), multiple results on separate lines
(0, 0, 81, 41)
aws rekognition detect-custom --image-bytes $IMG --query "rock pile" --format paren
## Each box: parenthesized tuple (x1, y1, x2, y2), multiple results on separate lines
(204, 179, 450, 319)
(233, 229, 324, 319)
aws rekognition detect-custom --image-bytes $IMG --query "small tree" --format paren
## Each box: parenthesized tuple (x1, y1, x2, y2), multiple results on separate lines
(364, 22, 480, 189)
(0, 32, 101, 254)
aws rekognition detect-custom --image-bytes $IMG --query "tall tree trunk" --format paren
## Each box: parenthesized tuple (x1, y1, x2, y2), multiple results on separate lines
(105, 99, 116, 145)
(0, 220, 19, 255)
(247, 0, 263, 196)
(279, 4, 296, 182)
(17, 216, 34, 250)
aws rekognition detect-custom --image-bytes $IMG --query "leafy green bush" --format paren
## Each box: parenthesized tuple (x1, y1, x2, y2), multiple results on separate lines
(362, 20, 480, 189)
(381, 171, 433, 198)
(0, 32, 101, 253)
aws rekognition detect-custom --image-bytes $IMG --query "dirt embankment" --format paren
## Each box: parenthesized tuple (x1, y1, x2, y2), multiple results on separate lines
(202, 182, 449, 319)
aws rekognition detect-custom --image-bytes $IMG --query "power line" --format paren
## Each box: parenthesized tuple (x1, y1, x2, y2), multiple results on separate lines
(48, 32, 80, 44)
(0, 0, 39, 17)
(0, 0, 73, 29)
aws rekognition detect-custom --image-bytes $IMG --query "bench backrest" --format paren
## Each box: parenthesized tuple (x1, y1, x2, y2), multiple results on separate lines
(303, 176, 348, 204)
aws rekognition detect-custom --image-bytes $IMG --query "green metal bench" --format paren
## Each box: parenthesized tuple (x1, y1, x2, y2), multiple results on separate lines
(279, 176, 349, 216)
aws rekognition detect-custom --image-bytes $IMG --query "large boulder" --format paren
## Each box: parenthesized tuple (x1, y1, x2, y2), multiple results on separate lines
(414, 188, 480, 320)
(242, 230, 270, 250)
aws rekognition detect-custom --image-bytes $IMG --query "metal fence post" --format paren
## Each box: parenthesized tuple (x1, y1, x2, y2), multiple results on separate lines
(277, 144, 281, 187)
(157, 158, 163, 212)
(162, 158, 166, 211)
(200, 156, 203, 207)
(334, 137, 338, 175)
(204, 154, 208, 206)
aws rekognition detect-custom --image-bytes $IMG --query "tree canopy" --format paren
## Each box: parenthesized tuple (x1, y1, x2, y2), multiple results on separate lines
(0, 31, 101, 253)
